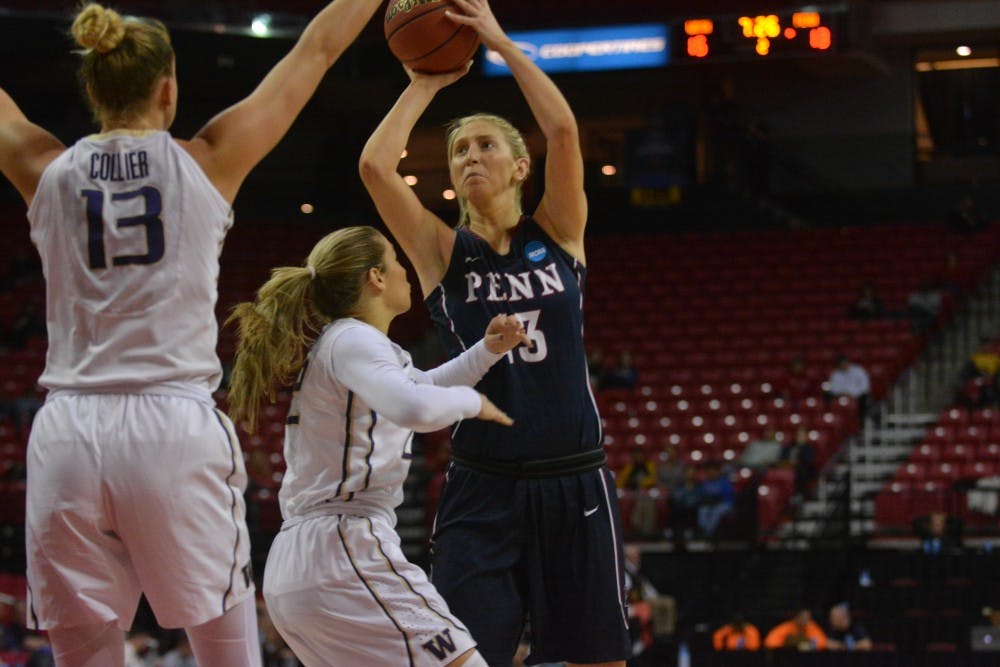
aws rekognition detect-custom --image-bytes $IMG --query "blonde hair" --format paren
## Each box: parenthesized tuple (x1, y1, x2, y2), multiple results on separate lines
(446, 113, 530, 227)
(71, 3, 174, 125)
(226, 226, 388, 432)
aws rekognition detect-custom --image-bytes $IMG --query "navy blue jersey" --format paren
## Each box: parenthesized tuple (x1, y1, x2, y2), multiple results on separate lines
(426, 217, 601, 461)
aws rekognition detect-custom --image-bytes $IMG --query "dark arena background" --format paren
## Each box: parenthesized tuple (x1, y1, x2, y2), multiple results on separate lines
(1, 1, 999, 665)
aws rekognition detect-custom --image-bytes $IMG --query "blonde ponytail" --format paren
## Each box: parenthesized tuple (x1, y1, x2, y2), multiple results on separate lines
(226, 226, 388, 432)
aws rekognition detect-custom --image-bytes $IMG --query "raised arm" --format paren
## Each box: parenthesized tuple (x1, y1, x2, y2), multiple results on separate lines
(448, 0, 586, 259)
(182, 0, 383, 204)
(359, 67, 468, 295)
(0, 88, 66, 205)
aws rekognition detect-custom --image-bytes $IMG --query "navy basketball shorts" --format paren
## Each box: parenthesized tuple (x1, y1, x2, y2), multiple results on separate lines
(430, 461, 631, 666)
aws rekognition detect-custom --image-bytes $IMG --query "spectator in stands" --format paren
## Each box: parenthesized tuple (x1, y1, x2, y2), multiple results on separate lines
(624, 544, 676, 654)
(697, 460, 735, 538)
(619, 446, 659, 537)
(1, 596, 22, 650)
(825, 602, 872, 651)
(668, 466, 702, 547)
(825, 353, 871, 418)
(24, 641, 55, 667)
(623, 544, 659, 602)
(775, 354, 814, 407)
(741, 429, 783, 471)
(848, 283, 884, 321)
(779, 427, 816, 501)
(160, 636, 197, 667)
(914, 511, 964, 554)
(906, 281, 943, 336)
(957, 341, 1000, 409)
(713, 612, 761, 651)
(626, 585, 654, 663)
(587, 347, 606, 391)
(619, 446, 658, 491)
(124, 631, 158, 667)
(656, 440, 686, 490)
(970, 606, 1000, 652)
(603, 349, 639, 390)
(764, 608, 828, 651)
(950, 194, 987, 234)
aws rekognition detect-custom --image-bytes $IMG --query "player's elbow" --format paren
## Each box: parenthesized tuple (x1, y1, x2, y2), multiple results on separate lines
(547, 116, 580, 147)
(358, 151, 395, 187)
(387, 396, 440, 432)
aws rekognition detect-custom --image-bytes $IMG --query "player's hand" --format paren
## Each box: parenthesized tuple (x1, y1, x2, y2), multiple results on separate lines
(405, 61, 472, 92)
(445, 0, 508, 52)
(477, 393, 513, 426)
(483, 313, 530, 354)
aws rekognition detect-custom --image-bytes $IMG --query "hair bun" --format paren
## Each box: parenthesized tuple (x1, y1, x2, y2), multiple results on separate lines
(71, 3, 125, 54)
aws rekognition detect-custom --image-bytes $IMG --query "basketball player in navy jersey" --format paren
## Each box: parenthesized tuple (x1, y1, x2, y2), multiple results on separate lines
(360, 0, 630, 664)
(0, 1, 382, 665)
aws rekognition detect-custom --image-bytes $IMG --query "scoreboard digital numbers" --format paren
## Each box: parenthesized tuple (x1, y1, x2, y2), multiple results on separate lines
(679, 8, 847, 62)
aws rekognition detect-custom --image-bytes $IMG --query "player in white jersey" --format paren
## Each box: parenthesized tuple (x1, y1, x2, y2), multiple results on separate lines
(0, 1, 383, 665)
(226, 226, 528, 667)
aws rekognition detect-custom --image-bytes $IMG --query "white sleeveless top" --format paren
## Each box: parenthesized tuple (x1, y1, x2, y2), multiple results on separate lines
(27, 130, 232, 395)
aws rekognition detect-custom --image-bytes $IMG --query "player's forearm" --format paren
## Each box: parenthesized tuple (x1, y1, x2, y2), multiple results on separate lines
(425, 340, 504, 387)
(360, 83, 436, 176)
(492, 39, 578, 143)
(300, 0, 383, 68)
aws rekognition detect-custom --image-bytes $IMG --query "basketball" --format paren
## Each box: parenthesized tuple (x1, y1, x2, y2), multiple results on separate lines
(384, 0, 480, 74)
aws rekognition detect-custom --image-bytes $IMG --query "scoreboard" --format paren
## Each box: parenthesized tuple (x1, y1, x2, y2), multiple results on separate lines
(677, 7, 850, 62)
(482, 6, 853, 76)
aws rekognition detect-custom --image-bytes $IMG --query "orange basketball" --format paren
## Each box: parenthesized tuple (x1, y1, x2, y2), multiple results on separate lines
(384, 0, 480, 74)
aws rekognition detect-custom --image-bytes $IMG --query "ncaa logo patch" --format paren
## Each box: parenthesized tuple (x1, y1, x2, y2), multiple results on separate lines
(525, 241, 547, 263)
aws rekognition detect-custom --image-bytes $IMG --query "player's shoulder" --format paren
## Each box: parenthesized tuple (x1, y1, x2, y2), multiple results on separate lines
(325, 318, 389, 352)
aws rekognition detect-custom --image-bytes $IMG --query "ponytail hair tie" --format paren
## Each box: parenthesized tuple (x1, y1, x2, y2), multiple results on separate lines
(307, 265, 317, 280)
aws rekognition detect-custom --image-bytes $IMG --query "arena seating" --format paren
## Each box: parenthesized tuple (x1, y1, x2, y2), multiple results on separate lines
(583, 223, 998, 537)
(875, 334, 1000, 532)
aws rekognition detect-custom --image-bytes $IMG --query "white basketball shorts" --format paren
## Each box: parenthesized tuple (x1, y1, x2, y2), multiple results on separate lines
(263, 513, 476, 667)
(25, 392, 254, 630)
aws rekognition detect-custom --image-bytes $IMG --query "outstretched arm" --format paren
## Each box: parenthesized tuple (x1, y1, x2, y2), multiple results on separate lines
(417, 314, 529, 386)
(0, 88, 66, 205)
(448, 0, 586, 260)
(332, 326, 512, 430)
(359, 66, 468, 295)
(183, 0, 383, 204)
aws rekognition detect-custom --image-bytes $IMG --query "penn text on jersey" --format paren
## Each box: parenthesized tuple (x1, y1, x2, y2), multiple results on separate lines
(464, 262, 566, 303)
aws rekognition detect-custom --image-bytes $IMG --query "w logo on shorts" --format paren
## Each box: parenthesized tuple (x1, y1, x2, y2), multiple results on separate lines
(421, 629, 457, 660)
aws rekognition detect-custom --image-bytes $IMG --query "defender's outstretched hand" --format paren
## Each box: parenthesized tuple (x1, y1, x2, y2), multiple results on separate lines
(477, 393, 513, 426)
(484, 314, 531, 354)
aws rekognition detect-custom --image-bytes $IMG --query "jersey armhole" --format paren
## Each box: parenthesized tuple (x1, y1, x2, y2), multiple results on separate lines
(25, 150, 64, 227)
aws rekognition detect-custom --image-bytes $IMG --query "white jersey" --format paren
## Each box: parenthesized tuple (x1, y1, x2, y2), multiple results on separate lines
(26, 130, 232, 394)
(280, 318, 502, 525)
